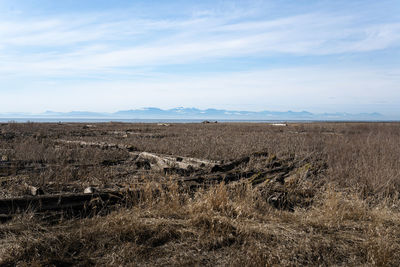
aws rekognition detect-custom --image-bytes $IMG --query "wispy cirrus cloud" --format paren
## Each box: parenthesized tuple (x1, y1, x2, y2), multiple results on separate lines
(0, 0, 399, 116)
(1, 10, 399, 77)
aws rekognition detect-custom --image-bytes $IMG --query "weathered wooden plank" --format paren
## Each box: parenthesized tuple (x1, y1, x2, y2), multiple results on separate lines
(0, 191, 129, 215)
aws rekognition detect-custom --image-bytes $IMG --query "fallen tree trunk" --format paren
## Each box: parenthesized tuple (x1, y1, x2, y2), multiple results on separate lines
(137, 151, 220, 172)
(0, 191, 134, 215)
(0, 150, 323, 217)
(55, 139, 137, 151)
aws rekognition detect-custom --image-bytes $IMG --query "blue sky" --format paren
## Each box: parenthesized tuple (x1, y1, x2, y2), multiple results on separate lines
(0, 0, 399, 116)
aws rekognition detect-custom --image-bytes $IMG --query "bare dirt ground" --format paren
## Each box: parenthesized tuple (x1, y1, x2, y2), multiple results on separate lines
(0, 122, 400, 266)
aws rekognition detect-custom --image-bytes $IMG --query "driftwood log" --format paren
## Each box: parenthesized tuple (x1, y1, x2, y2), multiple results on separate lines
(0, 190, 140, 216)
(55, 139, 137, 151)
(0, 147, 323, 217)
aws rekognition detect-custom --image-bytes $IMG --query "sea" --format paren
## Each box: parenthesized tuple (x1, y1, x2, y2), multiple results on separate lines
(0, 118, 299, 123)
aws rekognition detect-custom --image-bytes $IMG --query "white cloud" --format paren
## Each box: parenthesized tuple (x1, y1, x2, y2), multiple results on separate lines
(0, 3, 399, 115)
(0, 11, 399, 78)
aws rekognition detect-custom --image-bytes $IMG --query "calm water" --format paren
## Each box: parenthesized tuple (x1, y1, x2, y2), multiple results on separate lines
(0, 117, 297, 123)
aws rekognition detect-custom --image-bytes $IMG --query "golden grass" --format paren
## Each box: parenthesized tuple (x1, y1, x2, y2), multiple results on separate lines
(1, 122, 400, 266)
(1, 181, 400, 266)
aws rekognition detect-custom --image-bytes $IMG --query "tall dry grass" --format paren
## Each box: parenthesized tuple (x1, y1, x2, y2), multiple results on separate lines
(1, 180, 400, 266)
(1, 122, 400, 265)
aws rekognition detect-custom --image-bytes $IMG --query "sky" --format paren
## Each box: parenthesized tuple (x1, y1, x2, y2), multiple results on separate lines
(0, 0, 399, 116)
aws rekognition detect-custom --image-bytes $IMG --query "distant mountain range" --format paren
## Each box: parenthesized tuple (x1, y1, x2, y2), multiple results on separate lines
(0, 107, 388, 121)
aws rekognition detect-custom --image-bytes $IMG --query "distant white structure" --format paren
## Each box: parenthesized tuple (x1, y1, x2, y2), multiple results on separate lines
(271, 123, 287, 126)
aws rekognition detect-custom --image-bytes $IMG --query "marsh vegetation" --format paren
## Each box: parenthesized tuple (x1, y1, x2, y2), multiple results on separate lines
(0, 122, 399, 266)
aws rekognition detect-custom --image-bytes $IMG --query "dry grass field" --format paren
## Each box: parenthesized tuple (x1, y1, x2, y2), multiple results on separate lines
(0, 122, 400, 266)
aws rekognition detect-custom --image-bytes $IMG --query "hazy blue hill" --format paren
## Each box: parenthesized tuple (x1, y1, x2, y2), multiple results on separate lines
(42, 111, 107, 117)
(66, 111, 107, 117)
(259, 110, 313, 117)
(0, 108, 386, 121)
(115, 107, 165, 116)
(110, 108, 383, 120)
